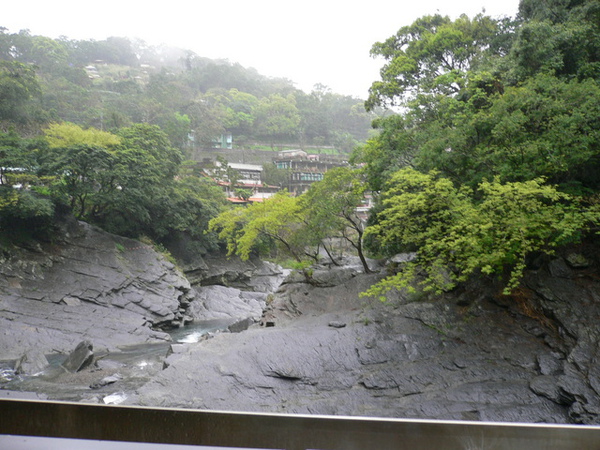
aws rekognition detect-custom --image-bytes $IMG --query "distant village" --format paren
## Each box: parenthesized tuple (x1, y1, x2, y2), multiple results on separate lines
(196, 144, 373, 215)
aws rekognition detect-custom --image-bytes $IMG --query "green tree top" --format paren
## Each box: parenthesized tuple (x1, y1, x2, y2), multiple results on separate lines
(366, 13, 503, 110)
(363, 168, 600, 298)
(44, 122, 121, 148)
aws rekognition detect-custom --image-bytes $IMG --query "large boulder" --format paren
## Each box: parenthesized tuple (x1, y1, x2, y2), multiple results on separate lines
(187, 285, 267, 322)
(13, 349, 49, 375)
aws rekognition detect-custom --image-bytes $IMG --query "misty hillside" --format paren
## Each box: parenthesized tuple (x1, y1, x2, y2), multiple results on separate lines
(0, 28, 376, 151)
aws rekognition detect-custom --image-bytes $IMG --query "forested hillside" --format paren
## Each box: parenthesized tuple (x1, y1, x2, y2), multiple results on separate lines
(0, 26, 374, 253)
(211, 0, 600, 297)
(354, 0, 600, 296)
(2, 0, 600, 300)
(0, 28, 374, 150)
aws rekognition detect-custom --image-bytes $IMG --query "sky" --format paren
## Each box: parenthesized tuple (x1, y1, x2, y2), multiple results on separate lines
(3, 0, 521, 99)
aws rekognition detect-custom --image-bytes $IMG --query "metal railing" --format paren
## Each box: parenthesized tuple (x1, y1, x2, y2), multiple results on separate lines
(2, 398, 600, 449)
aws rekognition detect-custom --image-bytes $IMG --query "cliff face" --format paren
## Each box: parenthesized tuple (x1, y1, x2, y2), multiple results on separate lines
(2, 218, 600, 425)
(0, 219, 194, 358)
(133, 254, 600, 425)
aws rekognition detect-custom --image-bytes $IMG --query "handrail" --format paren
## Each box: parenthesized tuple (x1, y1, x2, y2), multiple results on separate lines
(2, 398, 600, 450)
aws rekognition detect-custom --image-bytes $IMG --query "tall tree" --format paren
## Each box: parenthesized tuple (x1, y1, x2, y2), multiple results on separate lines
(300, 167, 372, 272)
(0, 61, 42, 124)
(366, 13, 504, 110)
(254, 94, 301, 145)
(208, 191, 307, 262)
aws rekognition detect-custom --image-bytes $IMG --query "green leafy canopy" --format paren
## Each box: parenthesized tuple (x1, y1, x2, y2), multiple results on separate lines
(363, 168, 600, 299)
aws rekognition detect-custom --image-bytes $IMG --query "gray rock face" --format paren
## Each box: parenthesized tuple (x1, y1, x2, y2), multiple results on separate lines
(13, 349, 49, 375)
(188, 285, 266, 322)
(61, 340, 94, 373)
(4, 223, 600, 426)
(191, 255, 289, 293)
(132, 251, 600, 425)
(0, 220, 193, 357)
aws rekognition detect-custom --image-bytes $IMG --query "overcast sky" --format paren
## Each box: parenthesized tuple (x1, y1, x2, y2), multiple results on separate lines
(3, 1, 520, 98)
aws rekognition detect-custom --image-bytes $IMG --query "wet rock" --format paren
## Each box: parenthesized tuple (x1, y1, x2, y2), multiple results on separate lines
(188, 285, 266, 322)
(62, 340, 94, 373)
(228, 317, 254, 333)
(90, 373, 122, 389)
(14, 349, 49, 375)
(0, 220, 194, 358)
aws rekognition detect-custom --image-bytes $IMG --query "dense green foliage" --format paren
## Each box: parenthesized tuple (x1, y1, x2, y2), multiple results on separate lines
(363, 169, 598, 298)
(3, 1, 600, 299)
(299, 167, 371, 272)
(355, 0, 600, 296)
(208, 191, 307, 262)
(0, 27, 373, 252)
(0, 122, 227, 250)
(208, 167, 373, 272)
(0, 27, 374, 150)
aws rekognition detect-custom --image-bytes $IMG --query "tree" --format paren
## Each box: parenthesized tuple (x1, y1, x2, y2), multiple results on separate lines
(0, 129, 39, 186)
(300, 167, 372, 272)
(363, 168, 599, 298)
(254, 94, 301, 145)
(208, 191, 307, 263)
(261, 162, 290, 187)
(44, 122, 121, 148)
(158, 112, 192, 151)
(0, 61, 42, 124)
(92, 124, 183, 236)
(366, 14, 504, 110)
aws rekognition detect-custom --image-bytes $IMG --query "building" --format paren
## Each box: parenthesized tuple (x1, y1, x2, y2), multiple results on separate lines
(274, 150, 347, 196)
(213, 134, 233, 149)
(211, 161, 278, 204)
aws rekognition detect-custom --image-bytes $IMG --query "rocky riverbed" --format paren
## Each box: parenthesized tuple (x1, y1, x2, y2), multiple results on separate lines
(2, 219, 600, 425)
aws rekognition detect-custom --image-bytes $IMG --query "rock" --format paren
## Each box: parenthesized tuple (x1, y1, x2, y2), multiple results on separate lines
(548, 258, 573, 278)
(195, 255, 288, 292)
(62, 340, 94, 373)
(188, 285, 267, 322)
(131, 267, 575, 424)
(14, 349, 49, 375)
(537, 352, 563, 376)
(530, 375, 562, 403)
(308, 267, 359, 287)
(103, 392, 127, 405)
(228, 317, 254, 333)
(0, 220, 194, 358)
(90, 374, 122, 389)
(565, 253, 591, 269)
(390, 253, 417, 264)
(62, 296, 82, 307)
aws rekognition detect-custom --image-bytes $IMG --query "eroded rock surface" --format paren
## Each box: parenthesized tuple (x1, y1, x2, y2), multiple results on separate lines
(0, 220, 193, 357)
(132, 251, 600, 425)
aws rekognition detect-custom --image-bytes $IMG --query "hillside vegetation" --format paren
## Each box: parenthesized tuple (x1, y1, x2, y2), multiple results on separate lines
(0, 28, 375, 150)
(2, 1, 600, 300)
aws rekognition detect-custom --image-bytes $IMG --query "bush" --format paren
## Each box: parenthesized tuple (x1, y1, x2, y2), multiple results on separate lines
(363, 168, 600, 298)
(0, 187, 55, 238)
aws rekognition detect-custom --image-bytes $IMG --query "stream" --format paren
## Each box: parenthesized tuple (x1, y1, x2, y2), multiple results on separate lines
(0, 319, 234, 404)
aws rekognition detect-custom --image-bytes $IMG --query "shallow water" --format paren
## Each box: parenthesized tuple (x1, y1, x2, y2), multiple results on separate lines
(0, 319, 233, 403)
